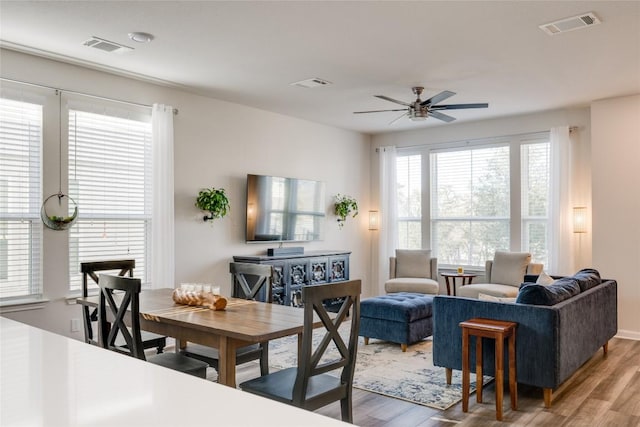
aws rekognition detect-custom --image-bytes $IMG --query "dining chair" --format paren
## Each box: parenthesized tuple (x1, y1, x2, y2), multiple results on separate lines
(239, 279, 361, 423)
(180, 262, 273, 377)
(97, 274, 209, 378)
(81, 259, 167, 354)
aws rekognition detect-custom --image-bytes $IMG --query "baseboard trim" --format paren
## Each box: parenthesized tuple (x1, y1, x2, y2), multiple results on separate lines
(615, 329, 640, 341)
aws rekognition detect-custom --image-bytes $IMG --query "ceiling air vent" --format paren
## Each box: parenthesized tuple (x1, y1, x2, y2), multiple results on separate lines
(290, 78, 332, 88)
(83, 36, 133, 53)
(539, 12, 601, 36)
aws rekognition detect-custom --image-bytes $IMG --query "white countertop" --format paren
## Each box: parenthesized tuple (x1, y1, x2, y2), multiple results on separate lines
(0, 317, 349, 427)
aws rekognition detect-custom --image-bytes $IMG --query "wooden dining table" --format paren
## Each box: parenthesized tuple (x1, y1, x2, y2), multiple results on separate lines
(77, 288, 320, 388)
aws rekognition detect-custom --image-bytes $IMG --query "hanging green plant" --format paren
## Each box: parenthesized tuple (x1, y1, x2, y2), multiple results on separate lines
(334, 194, 358, 228)
(195, 187, 230, 221)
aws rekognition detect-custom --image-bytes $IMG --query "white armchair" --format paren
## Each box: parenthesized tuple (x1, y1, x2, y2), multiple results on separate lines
(457, 251, 543, 299)
(385, 249, 439, 295)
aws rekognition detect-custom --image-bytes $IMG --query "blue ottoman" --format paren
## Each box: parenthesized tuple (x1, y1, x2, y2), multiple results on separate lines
(359, 292, 434, 352)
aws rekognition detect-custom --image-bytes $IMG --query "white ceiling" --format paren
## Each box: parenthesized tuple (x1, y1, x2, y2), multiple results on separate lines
(1, 1, 639, 134)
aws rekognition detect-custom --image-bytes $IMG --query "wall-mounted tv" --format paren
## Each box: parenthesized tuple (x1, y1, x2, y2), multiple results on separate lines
(246, 174, 326, 243)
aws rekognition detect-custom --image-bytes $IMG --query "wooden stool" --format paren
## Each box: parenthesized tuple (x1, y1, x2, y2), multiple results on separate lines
(459, 318, 517, 421)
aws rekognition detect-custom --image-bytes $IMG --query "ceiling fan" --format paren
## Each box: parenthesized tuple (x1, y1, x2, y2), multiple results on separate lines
(353, 87, 488, 124)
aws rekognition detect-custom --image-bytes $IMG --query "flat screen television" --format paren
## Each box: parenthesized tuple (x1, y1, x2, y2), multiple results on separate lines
(246, 174, 326, 243)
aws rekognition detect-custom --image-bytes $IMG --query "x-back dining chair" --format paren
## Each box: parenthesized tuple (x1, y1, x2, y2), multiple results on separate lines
(81, 259, 167, 353)
(181, 262, 273, 378)
(97, 274, 209, 378)
(239, 279, 361, 423)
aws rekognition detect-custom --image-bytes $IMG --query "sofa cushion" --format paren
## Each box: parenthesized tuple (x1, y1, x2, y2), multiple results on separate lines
(385, 277, 439, 294)
(395, 249, 431, 278)
(478, 293, 517, 303)
(457, 283, 520, 299)
(491, 251, 531, 286)
(573, 268, 601, 292)
(516, 278, 581, 305)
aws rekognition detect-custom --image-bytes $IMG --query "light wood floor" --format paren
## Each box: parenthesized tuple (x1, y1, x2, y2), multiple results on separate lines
(231, 337, 640, 426)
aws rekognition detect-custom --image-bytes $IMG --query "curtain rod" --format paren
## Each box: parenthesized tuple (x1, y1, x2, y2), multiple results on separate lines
(374, 126, 579, 152)
(0, 77, 178, 115)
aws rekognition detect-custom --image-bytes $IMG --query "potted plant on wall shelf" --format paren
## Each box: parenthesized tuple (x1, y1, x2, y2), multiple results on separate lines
(196, 187, 230, 221)
(334, 194, 358, 229)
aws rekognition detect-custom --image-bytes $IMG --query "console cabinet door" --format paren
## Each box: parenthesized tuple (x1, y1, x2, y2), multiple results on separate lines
(329, 255, 349, 282)
(309, 257, 329, 285)
(286, 260, 308, 307)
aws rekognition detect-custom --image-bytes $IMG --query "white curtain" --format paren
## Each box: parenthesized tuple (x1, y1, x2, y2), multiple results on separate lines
(151, 104, 175, 289)
(378, 146, 398, 295)
(548, 126, 574, 275)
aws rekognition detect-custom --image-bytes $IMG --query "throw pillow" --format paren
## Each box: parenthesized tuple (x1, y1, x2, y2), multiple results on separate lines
(572, 268, 601, 292)
(516, 278, 581, 306)
(395, 249, 431, 279)
(490, 251, 531, 286)
(478, 293, 517, 303)
(536, 270, 555, 286)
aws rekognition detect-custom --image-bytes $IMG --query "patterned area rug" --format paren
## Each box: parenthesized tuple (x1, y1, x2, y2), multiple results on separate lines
(268, 326, 490, 410)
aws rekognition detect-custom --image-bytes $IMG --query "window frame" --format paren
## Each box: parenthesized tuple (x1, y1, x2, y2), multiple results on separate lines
(396, 131, 550, 269)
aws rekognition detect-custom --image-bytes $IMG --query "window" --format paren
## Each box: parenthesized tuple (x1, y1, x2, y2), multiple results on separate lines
(396, 133, 550, 268)
(68, 106, 152, 291)
(0, 97, 43, 300)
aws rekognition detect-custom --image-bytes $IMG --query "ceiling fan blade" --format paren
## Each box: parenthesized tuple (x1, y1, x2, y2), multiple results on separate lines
(389, 112, 408, 125)
(375, 95, 411, 107)
(431, 103, 489, 110)
(421, 90, 456, 106)
(429, 110, 456, 123)
(353, 108, 407, 114)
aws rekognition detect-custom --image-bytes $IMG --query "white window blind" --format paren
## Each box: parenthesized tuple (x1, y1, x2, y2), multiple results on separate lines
(430, 145, 510, 267)
(0, 98, 43, 299)
(396, 154, 422, 249)
(68, 108, 152, 291)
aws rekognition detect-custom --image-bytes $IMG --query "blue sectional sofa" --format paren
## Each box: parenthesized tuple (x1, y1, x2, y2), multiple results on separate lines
(432, 271, 617, 407)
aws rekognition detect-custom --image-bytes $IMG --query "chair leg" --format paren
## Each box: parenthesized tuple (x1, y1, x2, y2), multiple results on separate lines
(340, 395, 353, 424)
(156, 340, 165, 354)
(259, 342, 269, 376)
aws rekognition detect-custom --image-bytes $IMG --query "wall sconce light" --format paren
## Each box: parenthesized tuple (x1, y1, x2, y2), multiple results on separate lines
(573, 207, 587, 233)
(368, 210, 379, 230)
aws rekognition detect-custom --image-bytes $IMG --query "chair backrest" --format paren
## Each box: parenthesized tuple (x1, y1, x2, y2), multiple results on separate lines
(389, 249, 438, 280)
(97, 274, 145, 360)
(80, 259, 135, 345)
(486, 251, 542, 286)
(293, 279, 361, 406)
(230, 262, 273, 303)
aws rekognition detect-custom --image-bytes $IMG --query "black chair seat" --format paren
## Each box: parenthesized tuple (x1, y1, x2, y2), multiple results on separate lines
(181, 342, 263, 370)
(148, 352, 208, 378)
(116, 331, 166, 353)
(239, 367, 343, 404)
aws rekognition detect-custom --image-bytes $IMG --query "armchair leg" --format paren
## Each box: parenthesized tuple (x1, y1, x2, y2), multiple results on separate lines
(446, 368, 452, 385)
(603, 342, 608, 355)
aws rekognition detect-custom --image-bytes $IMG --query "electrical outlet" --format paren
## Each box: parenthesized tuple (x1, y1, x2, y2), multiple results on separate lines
(71, 318, 80, 332)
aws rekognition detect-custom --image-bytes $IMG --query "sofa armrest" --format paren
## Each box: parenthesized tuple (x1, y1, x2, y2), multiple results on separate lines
(389, 257, 397, 279)
(433, 295, 560, 388)
(430, 258, 438, 281)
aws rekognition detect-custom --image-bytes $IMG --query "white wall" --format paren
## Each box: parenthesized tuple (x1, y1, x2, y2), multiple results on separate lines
(591, 94, 640, 339)
(0, 49, 372, 338)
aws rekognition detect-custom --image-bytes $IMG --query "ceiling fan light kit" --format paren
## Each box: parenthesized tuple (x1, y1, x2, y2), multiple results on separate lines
(354, 86, 488, 125)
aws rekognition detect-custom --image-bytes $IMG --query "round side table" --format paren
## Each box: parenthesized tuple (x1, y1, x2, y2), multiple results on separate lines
(441, 272, 477, 296)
